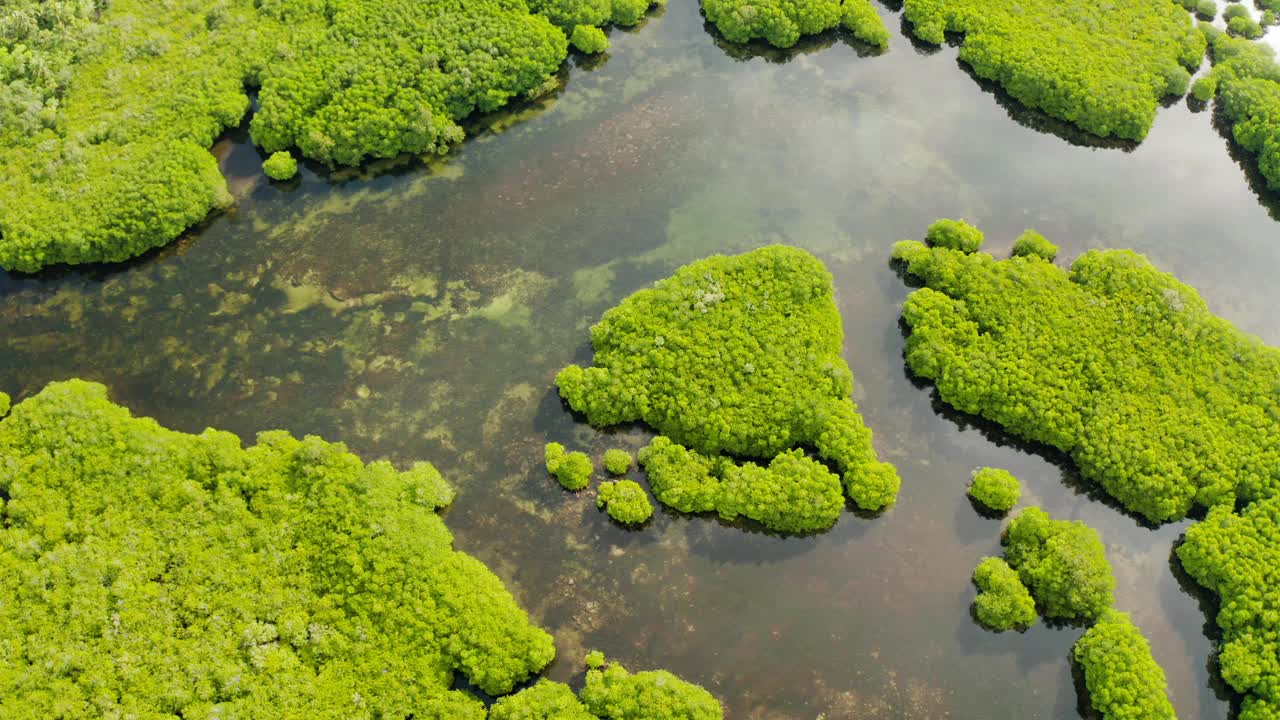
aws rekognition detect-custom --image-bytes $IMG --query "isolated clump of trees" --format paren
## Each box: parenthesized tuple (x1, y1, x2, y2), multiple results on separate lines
(901, 0, 1205, 140)
(558, 245, 900, 531)
(894, 220, 1280, 524)
(701, 0, 889, 49)
(0, 0, 664, 273)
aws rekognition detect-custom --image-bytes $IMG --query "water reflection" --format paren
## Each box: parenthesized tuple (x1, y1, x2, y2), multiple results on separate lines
(2, 0, 1278, 718)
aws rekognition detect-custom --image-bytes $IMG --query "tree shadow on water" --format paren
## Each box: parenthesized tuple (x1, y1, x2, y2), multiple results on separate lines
(1209, 104, 1280, 222)
(703, 22, 889, 63)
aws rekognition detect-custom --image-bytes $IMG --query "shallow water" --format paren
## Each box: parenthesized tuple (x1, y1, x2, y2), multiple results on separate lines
(3, 2, 1279, 718)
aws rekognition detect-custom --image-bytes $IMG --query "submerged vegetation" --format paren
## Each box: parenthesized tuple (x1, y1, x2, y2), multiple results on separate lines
(0, 380, 557, 715)
(971, 557, 1037, 632)
(1194, 27, 1280, 193)
(894, 222, 1280, 524)
(1073, 611, 1177, 720)
(968, 467, 1021, 513)
(557, 245, 900, 526)
(902, 0, 1204, 140)
(700, 0, 889, 49)
(0, 0, 661, 272)
(1004, 508, 1115, 622)
(1179, 497, 1280, 720)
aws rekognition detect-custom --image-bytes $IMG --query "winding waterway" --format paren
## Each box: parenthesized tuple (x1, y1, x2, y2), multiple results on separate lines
(3, 1, 1280, 717)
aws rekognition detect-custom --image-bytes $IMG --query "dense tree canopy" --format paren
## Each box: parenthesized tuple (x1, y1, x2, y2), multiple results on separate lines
(1073, 611, 1177, 720)
(579, 656, 724, 719)
(1179, 497, 1280, 720)
(968, 467, 1021, 513)
(700, 0, 889, 49)
(1004, 508, 1115, 622)
(902, 0, 1204, 140)
(597, 479, 655, 524)
(893, 224, 1280, 523)
(971, 557, 1036, 631)
(546, 442, 594, 490)
(0, 380, 556, 716)
(603, 448, 633, 475)
(1195, 27, 1280, 193)
(558, 245, 900, 521)
(0, 0, 661, 272)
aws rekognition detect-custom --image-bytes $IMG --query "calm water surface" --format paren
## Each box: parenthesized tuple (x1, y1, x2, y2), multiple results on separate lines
(3, 2, 1280, 718)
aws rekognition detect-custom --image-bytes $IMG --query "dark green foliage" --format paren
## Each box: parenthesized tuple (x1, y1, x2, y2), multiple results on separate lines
(968, 467, 1021, 513)
(894, 226, 1280, 523)
(972, 557, 1036, 631)
(579, 656, 723, 720)
(571, 25, 611, 53)
(1011, 229, 1058, 261)
(1073, 611, 1177, 720)
(1264, 10, 1278, 26)
(489, 680, 595, 720)
(603, 448, 633, 475)
(1004, 507, 1115, 621)
(926, 218, 984, 253)
(700, 0, 888, 49)
(1178, 497, 1280, 720)
(597, 480, 655, 524)
(546, 442, 593, 490)
(0, 380, 556, 715)
(1, 0, 664, 272)
(637, 436, 845, 533)
(1196, 0, 1217, 19)
(903, 0, 1204, 140)
(263, 151, 299, 181)
(1197, 32, 1280, 191)
(557, 246, 899, 518)
(1225, 3, 1252, 20)
(1229, 14, 1265, 38)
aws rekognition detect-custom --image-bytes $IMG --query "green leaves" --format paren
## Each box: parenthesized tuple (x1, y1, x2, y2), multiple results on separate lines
(579, 657, 723, 720)
(0, 380, 556, 715)
(972, 557, 1036, 631)
(902, 0, 1205, 140)
(701, 0, 888, 49)
(895, 224, 1280, 524)
(263, 150, 299, 180)
(1196, 31, 1280, 192)
(1004, 507, 1115, 622)
(1073, 611, 1177, 720)
(559, 246, 900, 529)
(546, 442, 594, 490)
(597, 479, 655, 524)
(968, 467, 1021, 513)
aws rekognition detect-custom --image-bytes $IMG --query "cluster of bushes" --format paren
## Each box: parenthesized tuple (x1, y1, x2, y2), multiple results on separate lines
(1179, 497, 1280, 720)
(638, 435, 846, 533)
(494, 653, 721, 719)
(0, 0, 663, 273)
(968, 467, 1021, 513)
(893, 221, 1280, 523)
(700, 0, 889, 49)
(0, 380, 557, 715)
(557, 245, 900, 528)
(597, 479, 655, 524)
(1192, 26, 1280, 193)
(1004, 507, 1116, 622)
(972, 557, 1036, 631)
(902, 0, 1205, 140)
(1224, 4, 1265, 38)
(547, 441, 595, 490)
(1073, 611, 1178, 720)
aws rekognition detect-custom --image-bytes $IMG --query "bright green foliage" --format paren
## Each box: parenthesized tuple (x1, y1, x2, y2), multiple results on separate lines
(0, 391, 8, 417)
(1178, 497, 1280, 720)
(1196, 0, 1217, 18)
(894, 227, 1280, 523)
(1225, 3, 1252, 20)
(1192, 75, 1219, 101)
(546, 442, 593, 490)
(925, 218, 985, 253)
(489, 680, 595, 720)
(637, 436, 846, 533)
(603, 448, 633, 475)
(0, 380, 556, 716)
(571, 25, 611, 53)
(701, 0, 887, 49)
(1011, 229, 1059, 261)
(1264, 11, 1278, 26)
(972, 557, 1037, 631)
(263, 151, 299, 181)
(1195, 31, 1280, 192)
(528, 0, 664, 29)
(586, 650, 607, 669)
(1228, 15, 1265, 38)
(579, 656, 723, 720)
(0, 0, 667, 272)
(968, 468, 1021, 513)
(1073, 610, 1177, 720)
(842, 0, 891, 47)
(597, 480, 655, 524)
(557, 245, 899, 518)
(1004, 507, 1116, 621)
(903, 0, 1204, 140)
